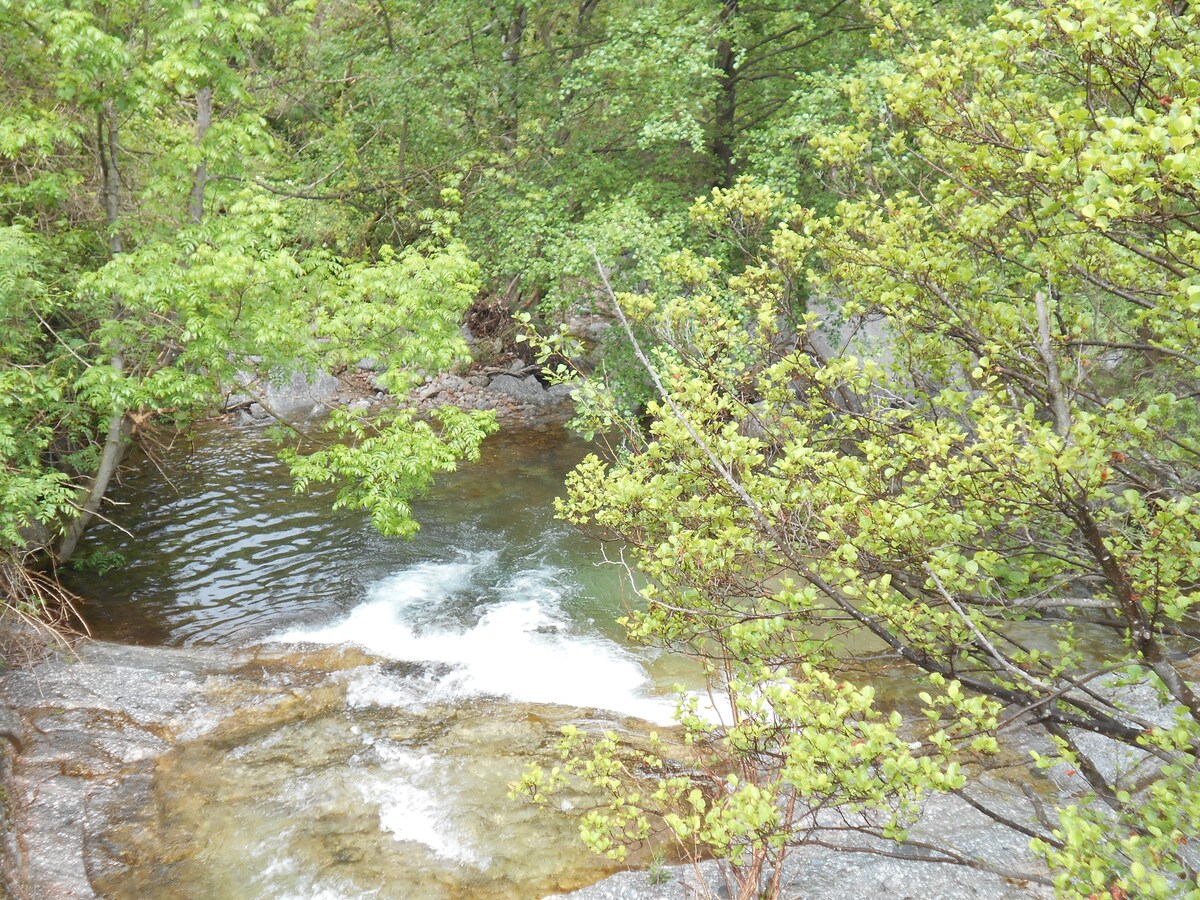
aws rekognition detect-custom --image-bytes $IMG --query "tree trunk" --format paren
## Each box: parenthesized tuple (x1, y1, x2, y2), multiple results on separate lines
(55, 378, 131, 564)
(56, 103, 130, 564)
(189, 84, 213, 224)
(551, 0, 600, 148)
(188, 0, 213, 224)
(712, 0, 738, 188)
(499, 4, 527, 153)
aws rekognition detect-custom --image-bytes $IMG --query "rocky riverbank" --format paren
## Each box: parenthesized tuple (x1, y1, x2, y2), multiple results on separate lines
(405, 364, 575, 426)
(0, 639, 639, 899)
(0, 633, 1059, 900)
(223, 360, 576, 430)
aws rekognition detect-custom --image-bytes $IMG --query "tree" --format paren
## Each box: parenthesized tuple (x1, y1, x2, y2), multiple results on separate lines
(0, 1, 494, 618)
(274, 0, 877, 314)
(527, 0, 1200, 895)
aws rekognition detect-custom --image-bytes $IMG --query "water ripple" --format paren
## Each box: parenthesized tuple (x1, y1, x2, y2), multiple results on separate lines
(66, 424, 611, 649)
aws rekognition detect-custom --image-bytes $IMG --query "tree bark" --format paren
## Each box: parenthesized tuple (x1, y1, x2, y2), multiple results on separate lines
(55, 372, 131, 563)
(189, 85, 213, 224)
(57, 103, 131, 563)
(712, 0, 738, 188)
(499, 4, 527, 153)
(188, 0, 213, 224)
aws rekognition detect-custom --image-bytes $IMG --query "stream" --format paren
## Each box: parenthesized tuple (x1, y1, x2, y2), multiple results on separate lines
(36, 423, 698, 899)
(4, 422, 1053, 900)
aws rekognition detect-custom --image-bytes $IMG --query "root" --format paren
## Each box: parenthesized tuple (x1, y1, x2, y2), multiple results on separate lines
(0, 556, 87, 669)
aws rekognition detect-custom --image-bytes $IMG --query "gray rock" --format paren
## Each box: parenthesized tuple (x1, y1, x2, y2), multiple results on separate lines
(489, 374, 549, 404)
(415, 382, 442, 402)
(565, 314, 612, 345)
(0, 706, 23, 754)
(424, 374, 468, 397)
(1, 642, 230, 899)
(0, 741, 20, 899)
(806, 294, 894, 371)
(222, 369, 260, 409)
(263, 371, 341, 419)
(555, 785, 1051, 899)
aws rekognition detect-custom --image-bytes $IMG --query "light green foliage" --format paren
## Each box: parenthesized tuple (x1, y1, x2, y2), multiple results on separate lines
(539, 0, 1200, 892)
(635, 671, 968, 853)
(0, 1, 495, 600)
(283, 405, 497, 538)
(516, 665, 993, 888)
(1035, 760, 1200, 899)
(0, 227, 79, 549)
(74, 194, 481, 414)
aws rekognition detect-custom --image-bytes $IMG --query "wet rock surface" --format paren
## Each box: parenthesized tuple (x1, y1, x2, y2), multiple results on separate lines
(0, 638, 1059, 900)
(0, 641, 636, 899)
(1, 642, 229, 899)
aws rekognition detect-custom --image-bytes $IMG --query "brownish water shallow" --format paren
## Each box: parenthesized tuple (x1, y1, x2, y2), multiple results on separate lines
(87, 646, 667, 900)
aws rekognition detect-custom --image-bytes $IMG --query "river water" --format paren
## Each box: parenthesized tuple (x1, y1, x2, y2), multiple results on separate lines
(62, 423, 701, 898)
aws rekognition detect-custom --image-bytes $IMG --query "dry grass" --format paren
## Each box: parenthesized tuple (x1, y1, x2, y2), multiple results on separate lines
(0, 560, 87, 670)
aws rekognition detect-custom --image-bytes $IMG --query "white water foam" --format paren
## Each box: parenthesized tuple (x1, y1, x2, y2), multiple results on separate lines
(364, 742, 486, 867)
(275, 557, 677, 724)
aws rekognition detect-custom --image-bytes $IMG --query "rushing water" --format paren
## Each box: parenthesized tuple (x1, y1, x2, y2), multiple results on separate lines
(63, 423, 700, 898)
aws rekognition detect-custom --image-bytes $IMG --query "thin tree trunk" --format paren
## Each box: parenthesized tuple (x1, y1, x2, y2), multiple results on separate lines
(398, 111, 408, 181)
(376, 0, 396, 53)
(158, 35, 214, 372)
(188, 0, 213, 224)
(100, 101, 124, 258)
(499, 4, 527, 153)
(551, 0, 600, 148)
(1035, 290, 1071, 439)
(57, 103, 130, 563)
(189, 84, 213, 223)
(56, 372, 131, 563)
(712, 0, 738, 188)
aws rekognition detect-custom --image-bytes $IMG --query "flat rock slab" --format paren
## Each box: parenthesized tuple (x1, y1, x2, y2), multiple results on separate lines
(2, 641, 1054, 900)
(1, 642, 231, 899)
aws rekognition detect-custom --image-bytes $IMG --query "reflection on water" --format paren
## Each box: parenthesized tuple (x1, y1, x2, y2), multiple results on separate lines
(68, 425, 638, 648)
